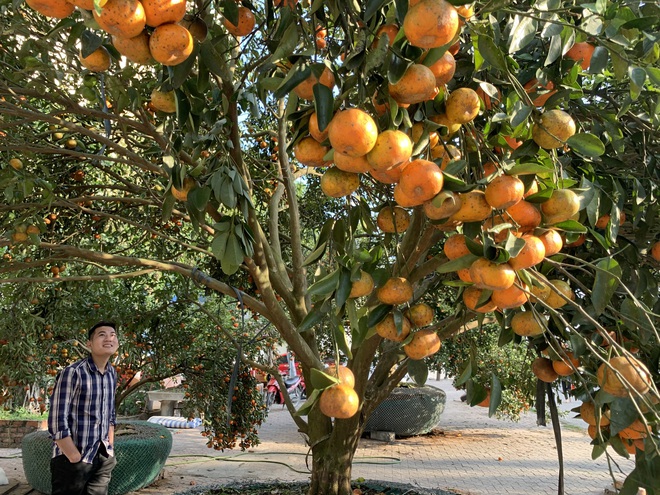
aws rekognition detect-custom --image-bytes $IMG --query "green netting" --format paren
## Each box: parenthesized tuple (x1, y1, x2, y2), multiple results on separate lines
(364, 385, 447, 437)
(22, 420, 173, 495)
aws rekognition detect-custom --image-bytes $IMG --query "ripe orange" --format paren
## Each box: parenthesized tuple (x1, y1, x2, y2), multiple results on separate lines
(510, 311, 546, 337)
(443, 233, 470, 260)
(328, 108, 378, 158)
(389, 64, 439, 105)
(618, 419, 648, 440)
(369, 164, 405, 184)
(524, 79, 556, 107)
(377, 205, 411, 233)
(651, 240, 660, 261)
(325, 365, 355, 388)
(294, 67, 335, 101)
(319, 384, 360, 419)
(579, 401, 610, 427)
(374, 24, 399, 47)
(349, 270, 375, 298)
(404, 329, 441, 360)
(445, 88, 480, 124)
(293, 136, 330, 167)
(375, 314, 412, 342)
(403, 0, 459, 49)
(505, 200, 542, 232)
(377, 277, 414, 306)
(595, 212, 626, 229)
(430, 143, 461, 169)
(171, 176, 196, 201)
(565, 42, 595, 70)
(223, 6, 256, 37)
(79, 47, 111, 72)
(406, 303, 435, 327)
(393, 159, 444, 207)
(308, 111, 329, 143)
(491, 283, 529, 309)
(320, 167, 360, 198)
(180, 16, 208, 42)
(142, 0, 186, 27)
(508, 234, 546, 270)
(484, 174, 525, 210)
(429, 113, 461, 141)
(532, 357, 558, 383)
(532, 109, 576, 149)
(149, 23, 194, 66)
(552, 352, 579, 376)
(482, 161, 498, 177)
(410, 122, 439, 149)
(543, 279, 573, 309)
(469, 258, 516, 291)
(457, 268, 472, 283)
(112, 32, 154, 65)
(463, 286, 497, 313)
(427, 51, 456, 87)
(537, 229, 563, 257)
(150, 89, 177, 113)
(596, 356, 652, 398)
(334, 152, 371, 173)
(423, 191, 462, 220)
(26, 0, 75, 18)
(9, 158, 23, 170)
(367, 130, 413, 171)
(541, 189, 580, 224)
(94, 0, 147, 39)
(450, 190, 492, 223)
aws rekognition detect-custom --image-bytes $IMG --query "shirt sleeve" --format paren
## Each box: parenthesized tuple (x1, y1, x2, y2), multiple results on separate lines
(48, 366, 79, 440)
(109, 367, 117, 427)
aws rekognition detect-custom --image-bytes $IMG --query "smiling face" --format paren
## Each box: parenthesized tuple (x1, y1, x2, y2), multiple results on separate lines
(87, 325, 119, 359)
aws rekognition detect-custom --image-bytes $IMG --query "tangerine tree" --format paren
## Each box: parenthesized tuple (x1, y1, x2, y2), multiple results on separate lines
(1, 0, 660, 493)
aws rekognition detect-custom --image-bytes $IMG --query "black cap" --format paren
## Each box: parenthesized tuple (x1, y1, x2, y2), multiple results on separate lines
(87, 321, 117, 340)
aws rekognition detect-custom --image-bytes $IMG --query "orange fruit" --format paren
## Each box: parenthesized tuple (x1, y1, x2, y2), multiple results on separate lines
(334, 151, 370, 173)
(445, 88, 480, 124)
(543, 279, 573, 309)
(651, 240, 660, 261)
(482, 161, 498, 177)
(141, 0, 186, 27)
(320, 167, 360, 198)
(450, 190, 493, 223)
(294, 67, 335, 101)
(463, 286, 497, 313)
(319, 384, 360, 419)
(457, 268, 473, 283)
(508, 234, 546, 270)
(505, 200, 542, 232)
(429, 113, 461, 141)
(377, 205, 411, 233)
(79, 46, 111, 72)
(423, 191, 461, 220)
(367, 130, 413, 171)
(149, 23, 194, 66)
(112, 32, 154, 65)
(524, 79, 556, 107)
(552, 352, 579, 376)
(94, 0, 147, 39)
(491, 283, 529, 309)
(579, 401, 610, 427)
(389, 64, 439, 105)
(375, 313, 412, 342)
(532, 357, 558, 383)
(511, 311, 546, 337)
(484, 175, 525, 210)
(524, 180, 539, 198)
(66, 0, 94, 9)
(430, 143, 461, 170)
(565, 42, 595, 70)
(293, 136, 330, 167)
(427, 51, 456, 86)
(171, 176, 196, 201)
(443, 233, 470, 260)
(403, 0, 459, 49)
(595, 212, 626, 229)
(325, 365, 355, 388)
(537, 229, 563, 257)
(404, 329, 441, 360)
(308, 111, 329, 143)
(596, 356, 652, 398)
(532, 110, 576, 149)
(410, 122, 439, 149)
(377, 277, 414, 306)
(150, 89, 177, 113)
(618, 420, 648, 440)
(406, 303, 435, 327)
(374, 24, 399, 47)
(469, 258, 516, 291)
(180, 16, 208, 42)
(328, 108, 378, 158)
(369, 164, 405, 184)
(26, 0, 75, 17)
(223, 6, 256, 37)
(393, 159, 444, 207)
(477, 389, 491, 407)
(541, 189, 581, 224)
(349, 270, 375, 298)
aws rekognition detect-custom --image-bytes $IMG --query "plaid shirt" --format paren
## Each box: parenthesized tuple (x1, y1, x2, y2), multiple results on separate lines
(48, 356, 117, 463)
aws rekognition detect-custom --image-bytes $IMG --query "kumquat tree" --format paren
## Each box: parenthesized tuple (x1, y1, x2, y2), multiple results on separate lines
(1, 0, 659, 493)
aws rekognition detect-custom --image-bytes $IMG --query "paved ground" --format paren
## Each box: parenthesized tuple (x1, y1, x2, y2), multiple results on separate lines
(0, 379, 633, 494)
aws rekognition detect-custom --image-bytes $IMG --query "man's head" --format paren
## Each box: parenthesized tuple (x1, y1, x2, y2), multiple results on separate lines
(87, 321, 119, 359)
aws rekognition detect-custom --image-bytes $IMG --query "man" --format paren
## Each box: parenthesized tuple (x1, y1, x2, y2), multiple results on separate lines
(48, 321, 119, 495)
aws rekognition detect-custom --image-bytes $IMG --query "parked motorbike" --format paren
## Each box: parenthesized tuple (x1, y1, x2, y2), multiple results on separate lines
(265, 373, 306, 406)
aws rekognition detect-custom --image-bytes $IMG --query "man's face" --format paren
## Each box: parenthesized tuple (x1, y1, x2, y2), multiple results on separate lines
(87, 326, 119, 358)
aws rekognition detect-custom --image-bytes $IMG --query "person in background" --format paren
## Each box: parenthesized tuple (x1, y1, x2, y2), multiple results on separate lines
(48, 321, 119, 495)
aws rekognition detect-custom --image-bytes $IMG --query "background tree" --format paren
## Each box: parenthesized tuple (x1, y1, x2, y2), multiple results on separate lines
(1, 0, 659, 494)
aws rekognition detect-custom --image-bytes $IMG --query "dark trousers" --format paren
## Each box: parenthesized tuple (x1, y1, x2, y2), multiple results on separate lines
(50, 445, 117, 495)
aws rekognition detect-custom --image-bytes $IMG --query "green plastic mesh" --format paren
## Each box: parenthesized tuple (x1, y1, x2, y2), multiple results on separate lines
(364, 385, 447, 437)
(22, 420, 173, 495)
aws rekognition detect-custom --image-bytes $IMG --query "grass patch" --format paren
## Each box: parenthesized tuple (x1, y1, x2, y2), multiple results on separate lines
(0, 408, 46, 421)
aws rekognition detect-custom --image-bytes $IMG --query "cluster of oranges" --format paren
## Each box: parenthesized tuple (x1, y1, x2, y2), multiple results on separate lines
(318, 364, 359, 419)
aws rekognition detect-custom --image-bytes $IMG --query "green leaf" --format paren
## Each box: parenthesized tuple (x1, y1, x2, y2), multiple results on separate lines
(629, 67, 647, 101)
(455, 360, 472, 386)
(620, 16, 660, 30)
(407, 359, 429, 386)
(477, 35, 508, 71)
(436, 253, 479, 274)
(488, 374, 502, 417)
(510, 101, 533, 128)
(507, 162, 552, 176)
(608, 398, 638, 436)
(313, 84, 334, 132)
(333, 322, 353, 360)
(271, 22, 299, 63)
(524, 187, 554, 203)
(188, 186, 211, 212)
(308, 268, 340, 297)
(336, 269, 352, 309)
(161, 193, 175, 223)
(274, 64, 312, 99)
(222, 233, 243, 274)
(222, 0, 239, 26)
(367, 304, 393, 328)
(567, 133, 605, 157)
(365, 0, 391, 22)
(170, 43, 200, 90)
(550, 220, 588, 233)
(509, 16, 537, 53)
(309, 368, 340, 390)
(211, 231, 229, 260)
(592, 258, 622, 316)
(365, 34, 390, 73)
(589, 46, 609, 74)
(80, 30, 103, 58)
(298, 300, 331, 333)
(294, 388, 321, 416)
